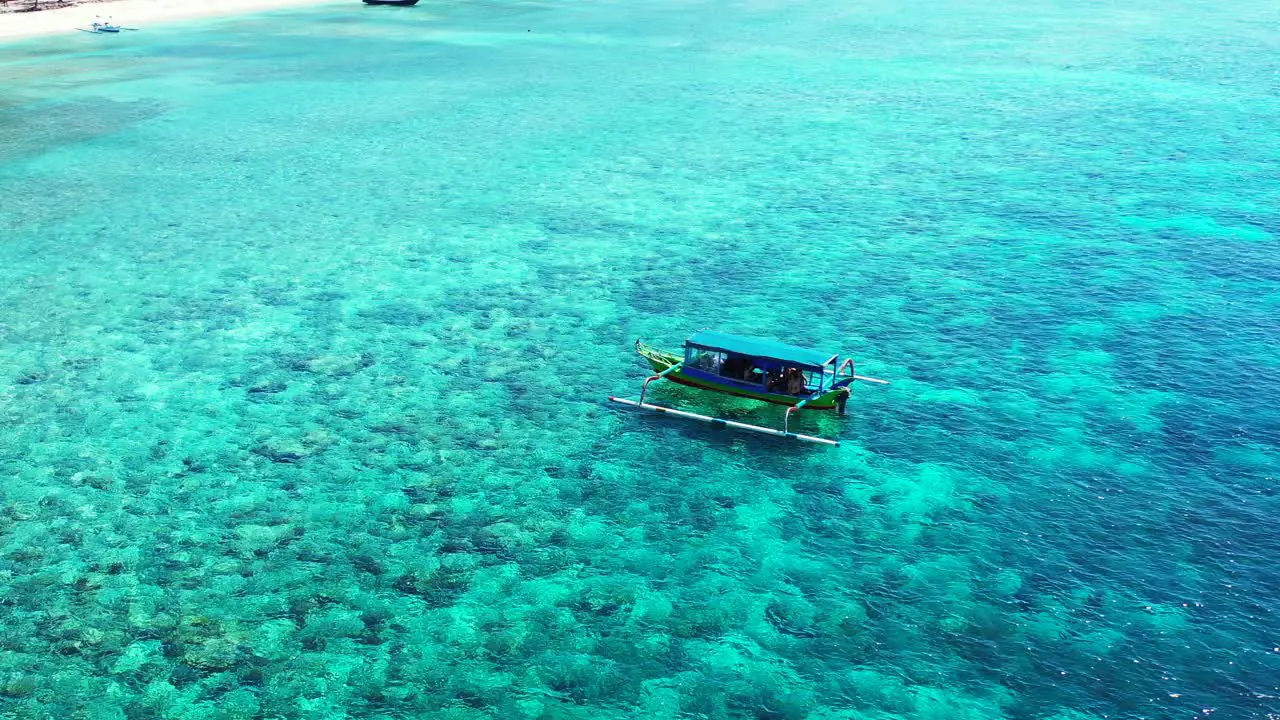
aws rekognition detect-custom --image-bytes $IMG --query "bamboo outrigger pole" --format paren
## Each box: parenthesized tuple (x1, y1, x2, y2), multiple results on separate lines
(606, 396, 840, 446)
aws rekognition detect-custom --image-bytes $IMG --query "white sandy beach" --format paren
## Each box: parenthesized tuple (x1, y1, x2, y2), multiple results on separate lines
(0, 0, 335, 43)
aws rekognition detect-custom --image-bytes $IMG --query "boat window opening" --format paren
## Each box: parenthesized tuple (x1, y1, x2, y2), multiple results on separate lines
(718, 354, 758, 382)
(688, 348, 724, 374)
(764, 366, 785, 392)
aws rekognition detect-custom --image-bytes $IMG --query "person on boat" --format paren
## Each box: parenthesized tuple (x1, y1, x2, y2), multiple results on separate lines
(786, 368, 807, 395)
(766, 368, 786, 393)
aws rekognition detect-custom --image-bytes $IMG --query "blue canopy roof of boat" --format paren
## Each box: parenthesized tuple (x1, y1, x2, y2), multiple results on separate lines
(685, 331, 838, 370)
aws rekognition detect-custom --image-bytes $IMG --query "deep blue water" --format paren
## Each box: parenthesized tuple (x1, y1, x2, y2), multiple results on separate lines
(1, 0, 1278, 717)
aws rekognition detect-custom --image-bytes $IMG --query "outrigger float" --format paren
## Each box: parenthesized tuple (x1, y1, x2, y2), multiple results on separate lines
(608, 331, 887, 446)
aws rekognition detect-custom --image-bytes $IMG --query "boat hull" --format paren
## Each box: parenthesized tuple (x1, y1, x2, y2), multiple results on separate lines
(637, 343, 846, 410)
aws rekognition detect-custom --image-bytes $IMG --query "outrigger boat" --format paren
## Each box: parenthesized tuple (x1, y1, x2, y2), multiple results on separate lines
(608, 330, 887, 446)
(77, 19, 135, 33)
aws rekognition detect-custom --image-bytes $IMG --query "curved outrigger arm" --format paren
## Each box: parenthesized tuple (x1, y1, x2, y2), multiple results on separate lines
(784, 390, 826, 435)
(835, 358, 889, 385)
(639, 360, 684, 406)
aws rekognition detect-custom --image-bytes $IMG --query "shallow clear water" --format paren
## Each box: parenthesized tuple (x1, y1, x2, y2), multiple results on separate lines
(2, 0, 1279, 717)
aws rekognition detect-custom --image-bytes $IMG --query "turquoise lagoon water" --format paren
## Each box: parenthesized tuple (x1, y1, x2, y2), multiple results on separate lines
(2, 0, 1279, 717)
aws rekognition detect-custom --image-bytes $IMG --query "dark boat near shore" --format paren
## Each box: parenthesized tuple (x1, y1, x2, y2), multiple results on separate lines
(363, 0, 419, 5)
